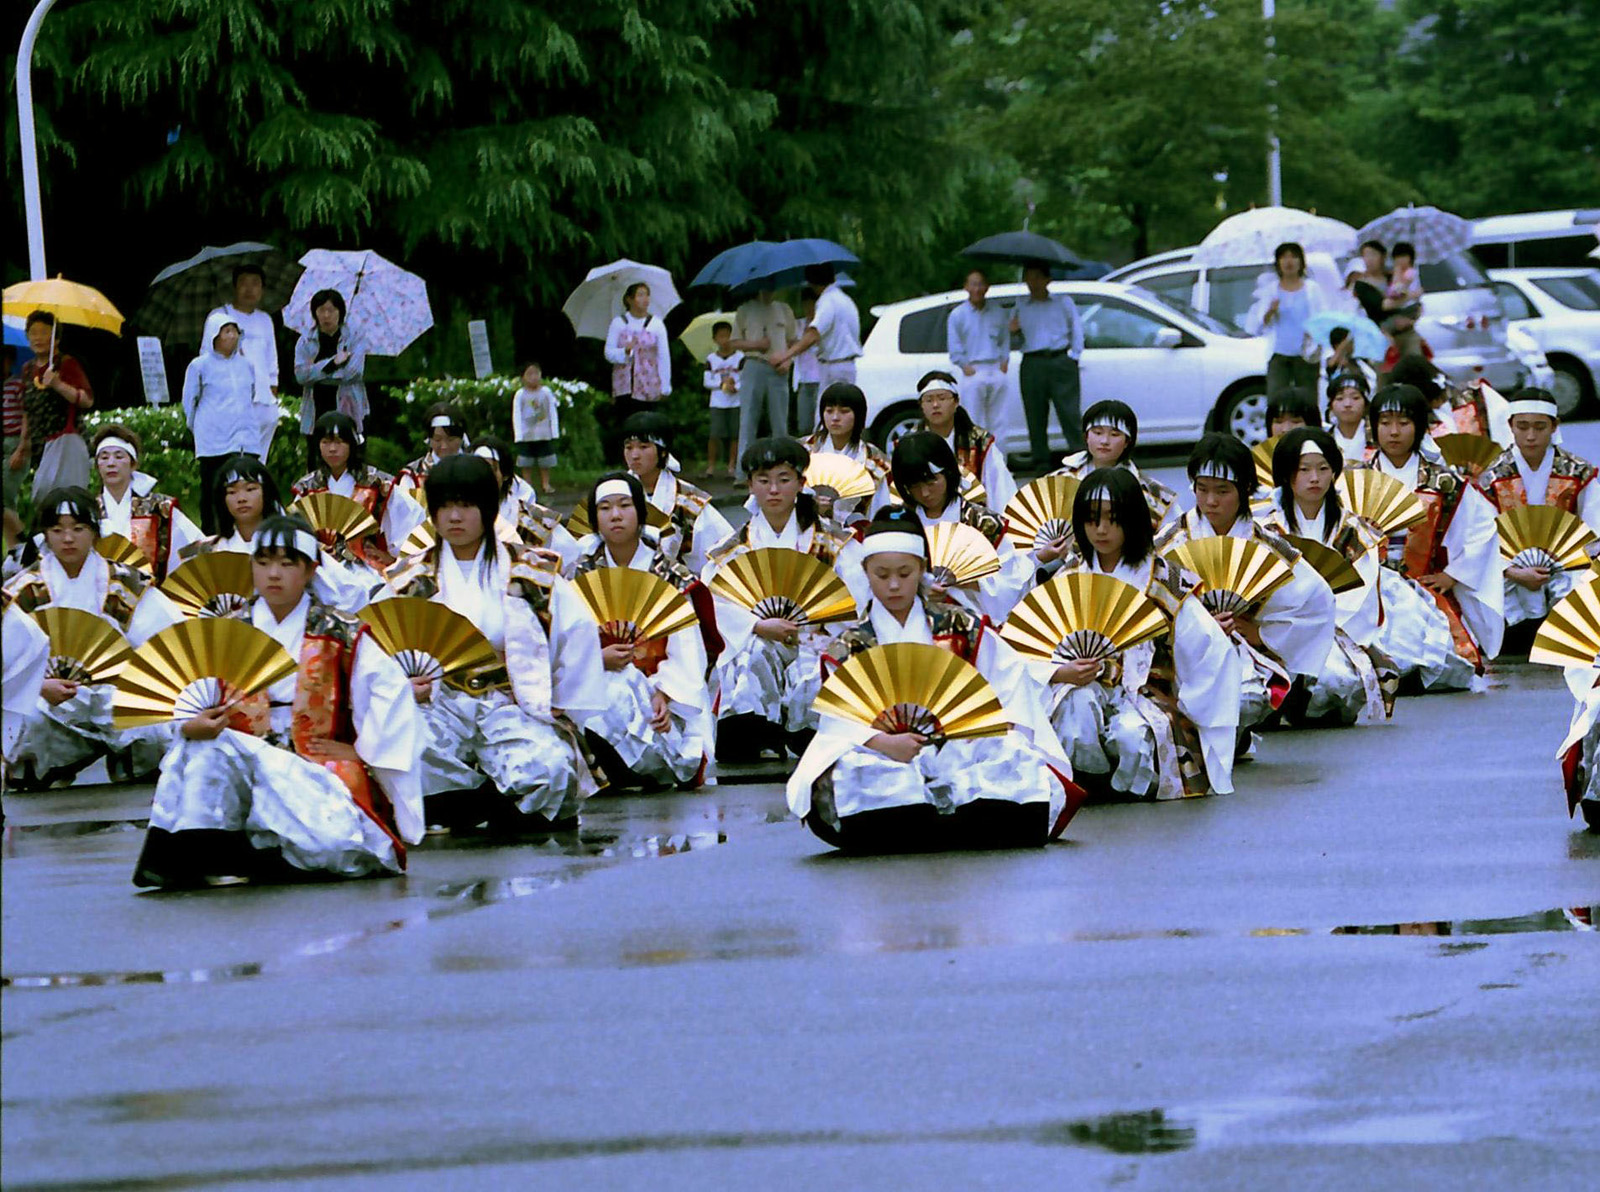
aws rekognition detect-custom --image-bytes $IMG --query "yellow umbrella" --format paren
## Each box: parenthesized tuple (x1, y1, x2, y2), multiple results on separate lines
(3, 276, 125, 336)
(678, 309, 735, 364)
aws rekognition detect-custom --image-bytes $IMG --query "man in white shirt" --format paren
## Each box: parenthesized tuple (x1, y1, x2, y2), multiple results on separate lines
(771, 265, 860, 389)
(206, 263, 281, 459)
(730, 289, 796, 462)
(1010, 263, 1085, 471)
(946, 267, 1012, 431)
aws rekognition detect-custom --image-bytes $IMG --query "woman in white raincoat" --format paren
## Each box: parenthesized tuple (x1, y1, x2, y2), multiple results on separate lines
(384, 454, 606, 833)
(133, 516, 422, 889)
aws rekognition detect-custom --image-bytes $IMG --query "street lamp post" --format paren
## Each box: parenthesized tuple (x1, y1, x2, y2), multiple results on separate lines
(18, 0, 62, 281)
(1264, 0, 1282, 207)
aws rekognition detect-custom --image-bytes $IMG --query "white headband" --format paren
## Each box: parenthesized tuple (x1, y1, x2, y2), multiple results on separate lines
(1194, 460, 1242, 482)
(1088, 418, 1132, 438)
(593, 479, 634, 504)
(861, 532, 926, 559)
(256, 527, 320, 561)
(1301, 439, 1328, 458)
(917, 377, 958, 399)
(1505, 397, 1559, 420)
(95, 436, 138, 462)
(431, 415, 458, 430)
(55, 500, 85, 518)
(473, 446, 497, 461)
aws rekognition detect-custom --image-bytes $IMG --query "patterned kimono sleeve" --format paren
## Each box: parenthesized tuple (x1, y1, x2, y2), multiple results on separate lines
(350, 635, 425, 844)
(1254, 557, 1337, 678)
(169, 507, 203, 559)
(688, 504, 735, 577)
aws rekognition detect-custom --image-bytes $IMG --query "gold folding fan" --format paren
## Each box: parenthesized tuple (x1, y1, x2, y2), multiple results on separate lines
(565, 500, 671, 539)
(30, 607, 132, 684)
(1163, 536, 1295, 615)
(289, 492, 379, 542)
(803, 456, 877, 503)
(813, 642, 1010, 744)
(160, 553, 255, 617)
(112, 619, 297, 728)
(999, 572, 1169, 662)
(708, 548, 857, 624)
(1529, 578, 1600, 668)
(1251, 436, 1281, 490)
(357, 597, 499, 679)
(570, 568, 700, 646)
(926, 523, 1002, 588)
(1283, 536, 1366, 595)
(1434, 433, 1502, 473)
(95, 533, 151, 573)
(1495, 506, 1596, 573)
(1337, 470, 1428, 536)
(960, 470, 988, 506)
(1003, 475, 1081, 551)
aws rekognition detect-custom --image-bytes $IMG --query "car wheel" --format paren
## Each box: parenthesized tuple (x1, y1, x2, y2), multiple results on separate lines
(1548, 360, 1592, 418)
(1217, 385, 1269, 445)
(870, 402, 923, 453)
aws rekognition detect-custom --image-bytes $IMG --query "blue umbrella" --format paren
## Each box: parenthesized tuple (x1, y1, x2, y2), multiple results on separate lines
(689, 241, 781, 289)
(3, 320, 27, 350)
(693, 239, 858, 292)
(1306, 311, 1387, 360)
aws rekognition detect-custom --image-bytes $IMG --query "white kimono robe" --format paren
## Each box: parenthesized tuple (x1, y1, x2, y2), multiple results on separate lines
(1, 605, 49, 764)
(98, 478, 203, 563)
(640, 466, 734, 577)
(940, 428, 1017, 511)
(576, 543, 715, 787)
(1041, 555, 1241, 798)
(147, 594, 424, 879)
(786, 598, 1071, 831)
(913, 499, 1033, 626)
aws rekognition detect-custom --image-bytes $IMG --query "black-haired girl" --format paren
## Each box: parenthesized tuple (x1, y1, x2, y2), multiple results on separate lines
(384, 454, 606, 831)
(291, 411, 425, 570)
(1043, 469, 1242, 799)
(1050, 400, 1178, 532)
(799, 382, 893, 519)
(90, 423, 201, 582)
(470, 436, 582, 573)
(787, 512, 1081, 850)
(914, 371, 1017, 510)
(1325, 371, 1372, 464)
(1256, 428, 1395, 724)
(702, 437, 868, 759)
(397, 403, 467, 496)
(571, 472, 720, 788)
(621, 411, 733, 576)
(134, 516, 422, 888)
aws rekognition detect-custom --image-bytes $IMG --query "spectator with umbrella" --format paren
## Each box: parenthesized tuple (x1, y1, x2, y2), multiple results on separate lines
(292, 288, 367, 467)
(769, 265, 860, 391)
(1011, 263, 1085, 471)
(1243, 242, 1332, 399)
(19, 311, 95, 501)
(729, 287, 796, 460)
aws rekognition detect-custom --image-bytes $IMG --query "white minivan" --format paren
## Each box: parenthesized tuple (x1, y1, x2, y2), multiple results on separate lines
(1472, 210, 1600, 270)
(856, 281, 1274, 453)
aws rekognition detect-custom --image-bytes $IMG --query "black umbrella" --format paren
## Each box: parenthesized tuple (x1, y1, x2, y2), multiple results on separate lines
(961, 230, 1085, 269)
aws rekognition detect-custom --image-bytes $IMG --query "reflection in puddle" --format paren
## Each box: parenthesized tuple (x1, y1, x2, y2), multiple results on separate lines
(1042, 1109, 1197, 1154)
(1333, 907, 1595, 937)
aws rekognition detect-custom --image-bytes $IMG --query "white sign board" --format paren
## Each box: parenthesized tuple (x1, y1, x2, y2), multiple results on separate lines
(136, 336, 170, 405)
(468, 320, 493, 380)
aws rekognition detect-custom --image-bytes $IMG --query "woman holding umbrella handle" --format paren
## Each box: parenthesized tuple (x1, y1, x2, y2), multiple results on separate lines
(1243, 242, 1328, 400)
(604, 283, 672, 428)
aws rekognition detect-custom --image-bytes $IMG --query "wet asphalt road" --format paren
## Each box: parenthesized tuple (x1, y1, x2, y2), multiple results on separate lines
(5, 428, 1600, 1190)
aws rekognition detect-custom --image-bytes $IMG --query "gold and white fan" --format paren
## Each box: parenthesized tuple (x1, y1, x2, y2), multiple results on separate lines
(96, 533, 152, 573)
(1003, 475, 1081, 551)
(999, 572, 1169, 662)
(803, 456, 877, 503)
(1495, 506, 1596, 573)
(31, 607, 133, 684)
(1337, 470, 1429, 536)
(1163, 536, 1295, 615)
(357, 598, 500, 680)
(160, 553, 255, 617)
(1251, 436, 1281, 490)
(813, 642, 1011, 745)
(570, 568, 699, 646)
(1530, 578, 1600, 668)
(1283, 536, 1366, 594)
(1434, 433, 1502, 474)
(289, 492, 380, 542)
(112, 619, 297, 728)
(708, 548, 858, 625)
(926, 523, 1002, 588)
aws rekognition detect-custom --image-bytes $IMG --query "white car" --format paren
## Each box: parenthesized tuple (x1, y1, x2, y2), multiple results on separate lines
(858, 281, 1272, 454)
(1486, 268, 1600, 416)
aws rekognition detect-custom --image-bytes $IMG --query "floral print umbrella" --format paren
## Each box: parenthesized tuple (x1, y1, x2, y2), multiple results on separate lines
(281, 249, 433, 356)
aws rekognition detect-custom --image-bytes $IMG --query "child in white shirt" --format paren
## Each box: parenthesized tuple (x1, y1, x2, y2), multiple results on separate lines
(512, 361, 559, 495)
(703, 322, 743, 480)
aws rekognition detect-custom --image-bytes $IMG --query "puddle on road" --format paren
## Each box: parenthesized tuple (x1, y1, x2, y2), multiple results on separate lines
(1332, 907, 1595, 936)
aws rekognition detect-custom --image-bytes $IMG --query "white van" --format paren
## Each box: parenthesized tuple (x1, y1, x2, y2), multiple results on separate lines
(1472, 210, 1600, 270)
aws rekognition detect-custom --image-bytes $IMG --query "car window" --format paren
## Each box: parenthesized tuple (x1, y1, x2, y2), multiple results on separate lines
(896, 304, 959, 355)
(1133, 270, 1198, 307)
(1533, 276, 1600, 311)
(1417, 252, 1490, 293)
(1140, 289, 1246, 337)
(1204, 265, 1271, 327)
(1491, 282, 1537, 320)
(1078, 298, 1179, 349)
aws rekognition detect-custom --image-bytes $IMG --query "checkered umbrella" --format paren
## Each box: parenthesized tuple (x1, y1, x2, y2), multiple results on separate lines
(136, 242, 302, 345)
(1356, 205, 1473, 264)
(282, 249, 433, 357)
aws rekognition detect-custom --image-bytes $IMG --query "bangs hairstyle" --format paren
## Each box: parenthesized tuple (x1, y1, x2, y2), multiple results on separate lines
(1367, 383, 1431, 442)
(473, 435, 517, 497)
(1272, 427, 1345, 539)
(1266, 386, 1320, 429)
(891, 431, 961, 513)
(424, 453, 500, 530)
(1326, 370, 1370, 405)
(1186, 432, 1257, 498)
(212, 454, 283, 534)
(741, 437, 817, 530)
(1272, 241, 1307, 277)
(587, 470, 648, 532)
(314, 411, 364, 471)
(621, 410, 672, 461)
(1082, 399, 1139, 451)
(1071, 468, 1153, 566)
(916, 369, 975, 438)
(309, 288, 346, 322)
(816, 382, 867, 444)
(34, 486, 99, 538)
(251, 514, 319, 566)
